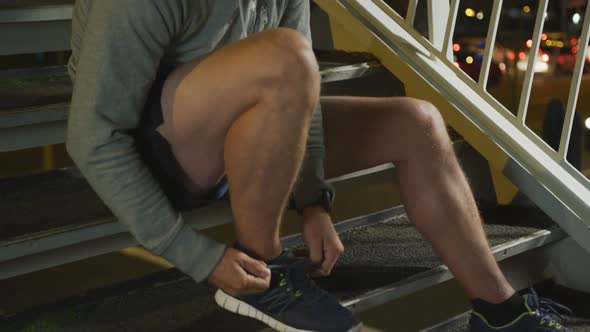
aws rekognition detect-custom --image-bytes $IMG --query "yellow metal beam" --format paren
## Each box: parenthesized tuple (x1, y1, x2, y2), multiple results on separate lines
(42, 145, 55, 171)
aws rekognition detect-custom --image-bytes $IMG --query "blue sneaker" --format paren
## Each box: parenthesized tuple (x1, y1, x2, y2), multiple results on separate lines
(469, 288, 573, 331)
(214, 254, 362, 332)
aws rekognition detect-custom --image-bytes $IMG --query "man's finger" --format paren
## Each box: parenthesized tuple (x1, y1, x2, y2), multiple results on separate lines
(321, 250, 340, 276)
(308, 238, 324, 264)
(244, 274, 270, 292)
(239, 254, 271, 278)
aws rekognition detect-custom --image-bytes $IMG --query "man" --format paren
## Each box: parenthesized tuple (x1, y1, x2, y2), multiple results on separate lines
(66, 1, 571, 331)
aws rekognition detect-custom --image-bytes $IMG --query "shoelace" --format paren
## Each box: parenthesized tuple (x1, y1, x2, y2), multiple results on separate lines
(265, 259, 327, 314)
(528, 286, 573, 329)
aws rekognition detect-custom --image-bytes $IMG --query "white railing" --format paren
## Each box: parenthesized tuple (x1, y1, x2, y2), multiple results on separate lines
(429, 0, 590, 171)
(317, 0, 590, 253)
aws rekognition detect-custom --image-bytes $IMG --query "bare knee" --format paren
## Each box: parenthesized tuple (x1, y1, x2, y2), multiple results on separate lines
(399, 98, 444, 131)
(265, 28, 319, 78)
(398, 98, 451, 153)
(259, 28, 320, 114)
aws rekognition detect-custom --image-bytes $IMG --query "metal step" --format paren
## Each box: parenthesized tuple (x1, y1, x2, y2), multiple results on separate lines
(0, 59, 381, 152)
(0, 0, 73, 10)
(0, 207, 566, 331)
(0, 166, 231, 280)
(0, 1, 73, 55)
(0, 104, 69, 152)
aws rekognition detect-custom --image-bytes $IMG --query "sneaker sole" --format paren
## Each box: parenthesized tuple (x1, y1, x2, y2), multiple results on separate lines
(214, 289, 363, 332)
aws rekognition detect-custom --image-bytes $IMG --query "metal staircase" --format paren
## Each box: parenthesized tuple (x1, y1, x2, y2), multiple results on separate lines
(1, 1, 589, 331)
(315, 0, 590, 253)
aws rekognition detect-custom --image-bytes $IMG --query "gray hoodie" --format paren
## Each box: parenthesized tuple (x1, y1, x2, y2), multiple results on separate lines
(67, 0, 331, 282)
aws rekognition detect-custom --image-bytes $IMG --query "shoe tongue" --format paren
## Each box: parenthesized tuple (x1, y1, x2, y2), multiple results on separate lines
(266, 250, 297, 265)
(525, 293, 540, 312)
(267, 252, 315, 286)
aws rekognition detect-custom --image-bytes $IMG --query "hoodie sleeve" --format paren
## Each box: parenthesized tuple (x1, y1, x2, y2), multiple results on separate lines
(66, 0, 225, 282)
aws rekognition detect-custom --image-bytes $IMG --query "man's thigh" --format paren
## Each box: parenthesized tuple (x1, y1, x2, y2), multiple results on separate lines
(157, 29, 307, 193)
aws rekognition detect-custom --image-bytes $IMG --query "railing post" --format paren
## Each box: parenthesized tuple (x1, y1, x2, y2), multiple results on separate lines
(516, 0, 550, 126)
(407, 0, 418, 27)
(428, 0, 451, 55)
(479, 0, 504, 89)
(442, 0, 460, 61)
(558, 4, 590, 161)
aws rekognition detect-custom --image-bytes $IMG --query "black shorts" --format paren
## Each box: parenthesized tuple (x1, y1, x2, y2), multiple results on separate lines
(134, 68, 229, 211)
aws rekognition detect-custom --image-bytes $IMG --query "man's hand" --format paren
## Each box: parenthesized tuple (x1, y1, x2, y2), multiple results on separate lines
(208, 247, 271, 296)
(302, 206, 344, 276)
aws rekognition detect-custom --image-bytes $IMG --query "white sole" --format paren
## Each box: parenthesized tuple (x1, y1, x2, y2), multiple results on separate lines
(214, 289, 363, 332)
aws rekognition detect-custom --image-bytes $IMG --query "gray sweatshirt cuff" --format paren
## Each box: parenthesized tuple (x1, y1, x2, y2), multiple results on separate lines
(159, 223, 226, 283)
(292, 104, 335, 211)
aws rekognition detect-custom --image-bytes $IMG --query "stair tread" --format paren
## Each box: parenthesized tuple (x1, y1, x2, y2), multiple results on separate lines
(0, 74, 72, 113)
(0, 169, 110, 243)
(0, 0, 73, 10)
(308, 215, 553, 300)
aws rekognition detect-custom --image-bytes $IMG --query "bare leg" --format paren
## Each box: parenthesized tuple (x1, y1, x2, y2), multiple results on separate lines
(159, 29, 320, 260)
(322, 96, 514, 303)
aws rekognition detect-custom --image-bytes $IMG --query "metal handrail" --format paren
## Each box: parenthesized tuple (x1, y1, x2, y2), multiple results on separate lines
(402, 0, 589, 184)
(363, 0, 590, 186)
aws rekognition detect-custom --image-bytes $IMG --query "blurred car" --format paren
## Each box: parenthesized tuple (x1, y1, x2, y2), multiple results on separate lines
(517, 35, 590, 76)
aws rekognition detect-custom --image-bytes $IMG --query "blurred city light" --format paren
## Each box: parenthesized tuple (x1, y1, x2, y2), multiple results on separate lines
(523, 5, 531, 14)
(545, 40, 566, 48)
(466, 56, 474, 64)
(585, 117, 590, 130)
(453, 43, 461, 52)
(465, 8, 476, 17)
(476, 11, 484, 20)
(573, 13, 581, 24)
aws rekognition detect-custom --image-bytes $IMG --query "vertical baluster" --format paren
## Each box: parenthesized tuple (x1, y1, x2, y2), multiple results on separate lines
(443, 0, 460, 61)
(558, 4, 590, 161)
(479, 0, 503, 88)
(517, 0, 550, 125)
(428, 1, 450, 51)
(407, 0, 418, 26)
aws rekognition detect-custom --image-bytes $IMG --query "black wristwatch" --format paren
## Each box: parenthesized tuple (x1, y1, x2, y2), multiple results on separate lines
(298, 189, 334, 215)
